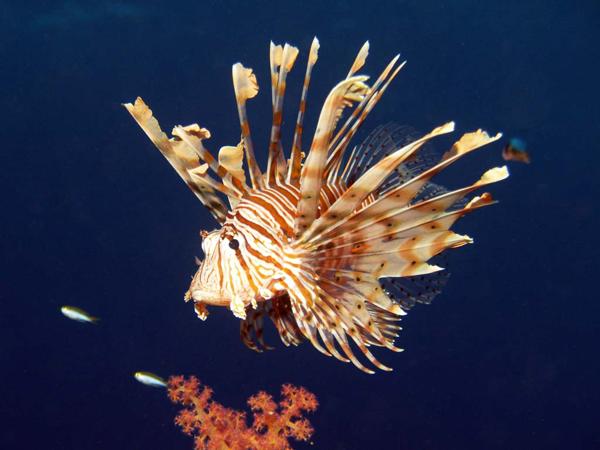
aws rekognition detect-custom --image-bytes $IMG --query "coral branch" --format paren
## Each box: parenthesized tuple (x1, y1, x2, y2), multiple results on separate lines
(167, 376, 318, 450)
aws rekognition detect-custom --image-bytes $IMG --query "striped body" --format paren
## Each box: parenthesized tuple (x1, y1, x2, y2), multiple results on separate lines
(125, 39, 508, 373)
(190, 181, 347, 316)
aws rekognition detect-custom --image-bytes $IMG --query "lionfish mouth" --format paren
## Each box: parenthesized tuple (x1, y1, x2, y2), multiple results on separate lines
(190, 289, 232, 306)
(190, 288, 256, 307)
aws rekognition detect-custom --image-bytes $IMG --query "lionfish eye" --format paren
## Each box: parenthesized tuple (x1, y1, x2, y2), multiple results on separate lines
(228, 238, 240, 250)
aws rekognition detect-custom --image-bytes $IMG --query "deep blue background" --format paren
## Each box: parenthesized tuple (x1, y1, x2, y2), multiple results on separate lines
(2, 1, 598, 449)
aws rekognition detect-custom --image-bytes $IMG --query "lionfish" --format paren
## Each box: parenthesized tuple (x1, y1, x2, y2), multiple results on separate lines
(124, 39, 508, 373)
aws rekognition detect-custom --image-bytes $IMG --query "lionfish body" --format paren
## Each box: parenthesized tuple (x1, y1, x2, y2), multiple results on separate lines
(125, 39, 508, 373)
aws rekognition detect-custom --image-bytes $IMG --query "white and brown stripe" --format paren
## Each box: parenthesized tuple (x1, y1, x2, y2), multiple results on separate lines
(267, 43, 299, 184)
(287, 37, 320, 184)
(231, 63, 263, 190)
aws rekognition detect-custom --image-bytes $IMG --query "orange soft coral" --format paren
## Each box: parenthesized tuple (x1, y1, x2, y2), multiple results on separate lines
(167, 375, 318, 450)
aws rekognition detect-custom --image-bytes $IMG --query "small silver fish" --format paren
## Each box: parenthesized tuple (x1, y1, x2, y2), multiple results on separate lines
(134, 371, 167, 388)
(60, 306, 99, 324)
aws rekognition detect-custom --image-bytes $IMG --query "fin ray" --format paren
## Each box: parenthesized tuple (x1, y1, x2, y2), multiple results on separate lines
(123, 98, 228, 222)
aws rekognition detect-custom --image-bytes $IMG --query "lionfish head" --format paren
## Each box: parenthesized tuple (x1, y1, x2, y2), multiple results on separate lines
(188, 227, 253, 309)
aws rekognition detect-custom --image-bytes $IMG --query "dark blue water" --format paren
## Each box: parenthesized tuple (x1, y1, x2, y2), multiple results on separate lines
(2, 1, 598, 449)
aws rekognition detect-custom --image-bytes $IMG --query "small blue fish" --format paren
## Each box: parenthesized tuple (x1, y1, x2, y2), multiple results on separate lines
(503, 138, 530, 163)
